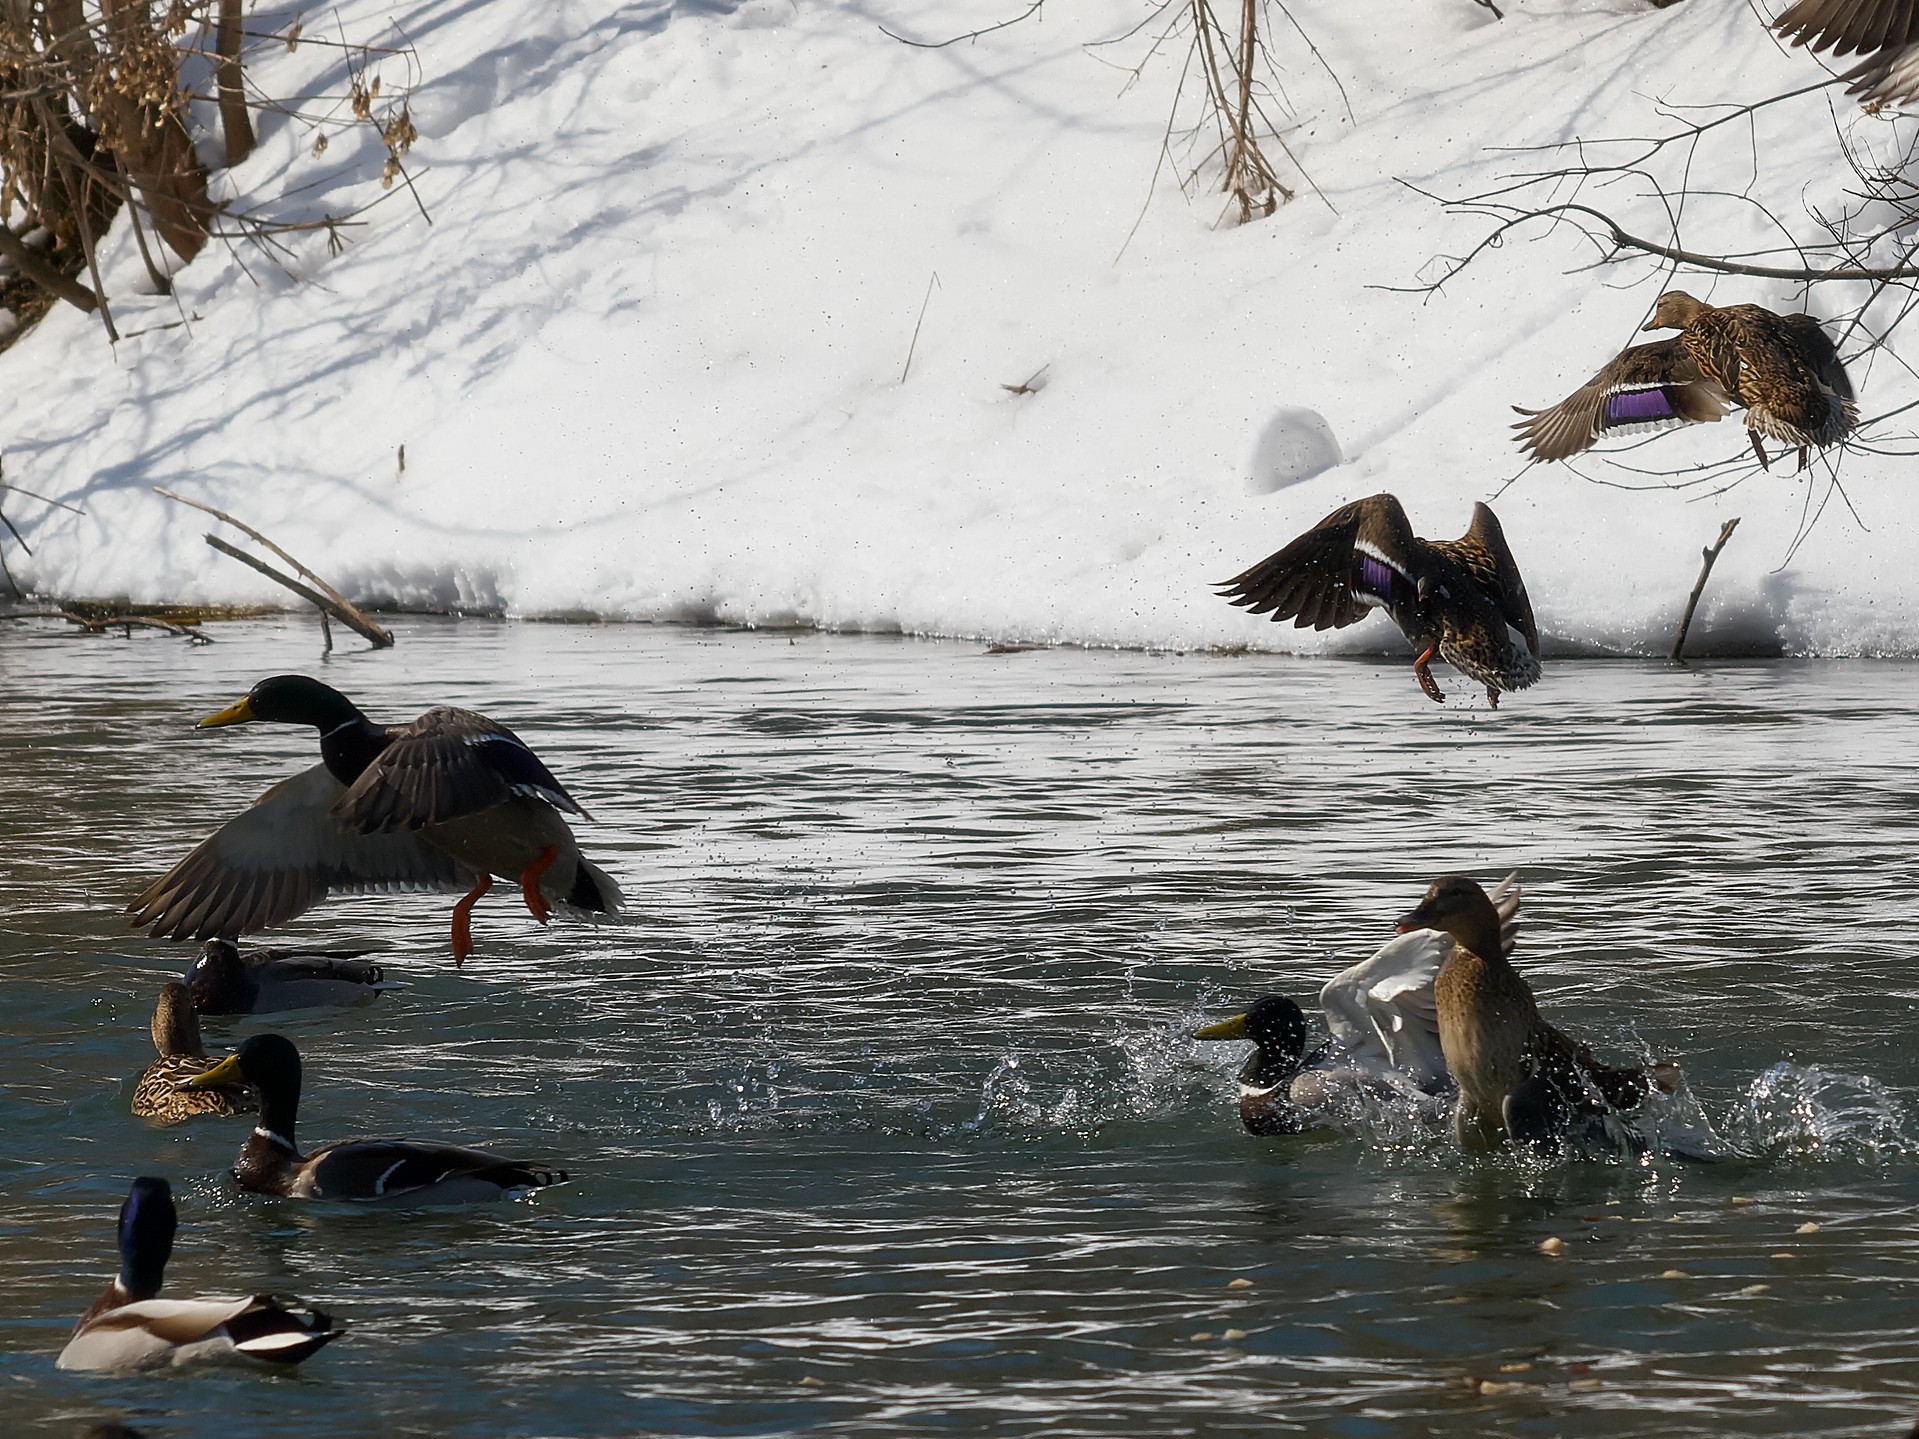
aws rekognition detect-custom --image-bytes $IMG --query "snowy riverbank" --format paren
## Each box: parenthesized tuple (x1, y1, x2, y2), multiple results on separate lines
(0, 0, 1912, 656)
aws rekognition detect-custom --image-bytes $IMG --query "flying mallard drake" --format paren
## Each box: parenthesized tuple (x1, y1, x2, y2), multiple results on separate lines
(1195, 876, 1522, 1134)
(186, 938, 388, 1015)
(1397, 876, 1678, 1152)
(132, 983, 253, 1124)
(127, 676, 623, 962)
(58, 1177, 338, 1372)
(1218, 493, 1540, 707)
(1514, 291, 1857, 472)
(188, 1033, 568, 1203)
(1774, 0, 1919, 107)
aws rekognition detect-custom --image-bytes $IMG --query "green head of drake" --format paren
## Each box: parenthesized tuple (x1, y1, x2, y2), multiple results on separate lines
(200, 675, 365, 732)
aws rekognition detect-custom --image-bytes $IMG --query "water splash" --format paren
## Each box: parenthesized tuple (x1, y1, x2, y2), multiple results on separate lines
(1724, 1061, 1917, 1160)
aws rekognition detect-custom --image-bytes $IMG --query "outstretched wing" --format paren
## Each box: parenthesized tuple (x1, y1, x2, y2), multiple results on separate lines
(127, 765, 475, 940)
(1774, 0, 1919, 57)
(1460, 504, 1540, 658)
(1513, 337, 1729, 461)
(1217, 493, 1421, 631)
(1318, 930, 1450, 1089)
(335, 708, 586, 833)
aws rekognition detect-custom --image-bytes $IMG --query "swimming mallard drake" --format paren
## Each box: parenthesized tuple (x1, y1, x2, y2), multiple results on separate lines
(187, 1033, 568, 1203)
(1218, 494, 1540, 707)
(1397, 876, 1676, 1152)
(1514, 291, 1857, 472)
(127, 675, 623, 962)
(131, 983, 253, 1124)
(1774, 0, 1919, 107)
(1196, 877, 1522, 1133)
(186, 938, 389, 1015)
(58, 1177, 338, 1372)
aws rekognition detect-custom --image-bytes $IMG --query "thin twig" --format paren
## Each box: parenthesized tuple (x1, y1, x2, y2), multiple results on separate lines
(59, 608, 211, 643)
(900, 271, 941, 384)
(1670, 517, 1741, 663)
(202, 535, 394, 648)
(153, 486, 393, 645)
(879, 0, 1043, 48)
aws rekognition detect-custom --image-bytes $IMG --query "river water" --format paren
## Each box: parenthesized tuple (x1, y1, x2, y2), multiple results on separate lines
(3, 617, 1918, 1437)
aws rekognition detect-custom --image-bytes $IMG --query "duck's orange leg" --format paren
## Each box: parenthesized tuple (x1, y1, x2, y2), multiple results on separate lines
(1749, 431, 1771, 471)
(519, 845, 560, 925)
(450, 874, 493, 965)
(1412, 644, 1446, 704)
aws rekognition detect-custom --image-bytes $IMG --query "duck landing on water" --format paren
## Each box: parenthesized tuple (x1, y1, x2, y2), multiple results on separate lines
(1218, 493, 1540, 708)
(1396, 876, 1681, 1154)
(1514, 291, 1857, 473)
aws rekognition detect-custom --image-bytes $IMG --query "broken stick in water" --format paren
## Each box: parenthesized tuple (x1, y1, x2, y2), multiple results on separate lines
(153, 486, 394, 648)
(1670, 517, 1740, 663)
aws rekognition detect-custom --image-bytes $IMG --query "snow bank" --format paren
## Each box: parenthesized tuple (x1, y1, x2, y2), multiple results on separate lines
(2, 0, 1914, 656)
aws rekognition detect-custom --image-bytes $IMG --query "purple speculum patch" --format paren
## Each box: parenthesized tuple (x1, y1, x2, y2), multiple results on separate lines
(1356, 552, 1399, 601)
(1604, 386, 1681, 426)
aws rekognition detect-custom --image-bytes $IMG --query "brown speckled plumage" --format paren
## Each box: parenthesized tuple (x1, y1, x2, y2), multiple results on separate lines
(1398, 877, 1671, 1151)
(1515, 291, 1856, 471)
(131, 984, 252, 1125)
(1218, 493, 1540, 707)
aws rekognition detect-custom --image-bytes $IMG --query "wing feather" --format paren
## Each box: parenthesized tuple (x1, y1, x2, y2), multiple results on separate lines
(335, 708, 586, 833)
(128, 765, 475, 940)
(1218, 494, 1416, 630)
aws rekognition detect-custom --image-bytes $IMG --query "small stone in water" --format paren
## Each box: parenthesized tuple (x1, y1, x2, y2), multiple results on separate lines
(1191, 1331, 1214, 1342)
(1771, 1252, 1794, 1260)
(1499, 1361, 1532, 1373)
(1737, 1283, 1770, 1297)
(1731, 1196, 1756, 1206)
(1796, 1221, 1821, 1234)
(1539, 1236, 1565, 1255)
(1658, 1269, 1689, 1279)
(799, 1375, 823, 1387)
(1477, 1379, 1527, 1395)
(1227, 1277, 1253, 1289)
(1222, 1328, 1248, 1341)
(1569, 1378, 1603, 1392)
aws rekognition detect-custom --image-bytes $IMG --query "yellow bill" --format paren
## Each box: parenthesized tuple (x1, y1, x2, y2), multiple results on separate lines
(198, 697, 257, 728)
(184, 1054, 246, 1088)
(1193, 1014, 1249, 1042)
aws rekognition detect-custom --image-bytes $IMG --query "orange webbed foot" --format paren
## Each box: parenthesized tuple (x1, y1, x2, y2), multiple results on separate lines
(519, 845, 560, 925)
(451, 874, 494, 965)
(1412, 644, 1446, 704)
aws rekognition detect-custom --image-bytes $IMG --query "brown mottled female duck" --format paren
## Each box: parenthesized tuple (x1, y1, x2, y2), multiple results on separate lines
(1774, 0, 1919, 107)
(1514, 291, 1856, 472)
(132, 983, 253, 1125)
(1397, 876, 1678, 1152)
(58, 1177, 338, 1372)
(127, 676, 623, 962)
(1219, 493, 1540, 707)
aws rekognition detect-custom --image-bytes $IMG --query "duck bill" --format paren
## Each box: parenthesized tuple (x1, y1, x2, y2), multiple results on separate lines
(1394, 906, 1431, 934)
(183, 1054, 245, 1088)
(198, 697, 257, 728)
(1193, 1014, 1249, 1041)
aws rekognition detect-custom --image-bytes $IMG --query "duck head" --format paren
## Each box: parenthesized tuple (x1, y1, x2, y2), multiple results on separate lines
(1195, 995, 1310, 1084)
(149, 982, 206, 1060)
(199, 676, 365, 732)
(187, 1032, 302, 1143)
(186, 939, 248, 1013)
(116, 1177, 176, 1301)
(1643, 291, 1709, 332)
(1396, 875, 1504, 960)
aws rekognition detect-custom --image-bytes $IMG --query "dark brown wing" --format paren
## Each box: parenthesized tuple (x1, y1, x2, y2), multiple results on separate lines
(1774, 0, 1919, 56)
(334, 707, 587, 833)
(1512, 338, 1728, 461)
(127, 765, 475, 940)
(1778, 313, 1855, 401)
(1217, 493, 1421, 631)
(1460, 503, 1539, 657)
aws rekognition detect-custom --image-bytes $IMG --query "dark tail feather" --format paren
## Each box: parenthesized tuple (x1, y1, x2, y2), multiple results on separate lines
(225, 1300, 340, 1365)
